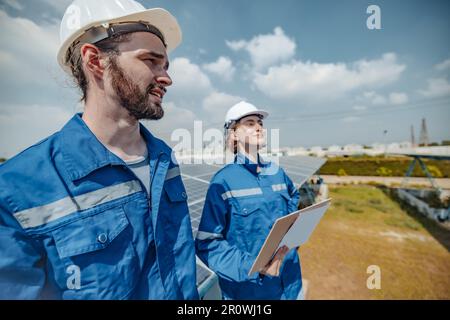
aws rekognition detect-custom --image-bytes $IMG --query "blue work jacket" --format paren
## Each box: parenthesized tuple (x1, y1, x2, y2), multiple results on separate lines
(0, 114, 198, 300)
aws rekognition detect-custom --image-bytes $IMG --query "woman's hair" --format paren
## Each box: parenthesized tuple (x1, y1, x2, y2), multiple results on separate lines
(224, 122, 240, 154)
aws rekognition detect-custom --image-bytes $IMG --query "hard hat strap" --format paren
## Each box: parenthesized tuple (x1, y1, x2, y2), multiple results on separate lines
(224, 121, 233, 130)
(66, 21, 166, 65)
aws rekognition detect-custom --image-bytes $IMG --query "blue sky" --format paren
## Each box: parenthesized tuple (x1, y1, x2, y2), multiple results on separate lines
(0, 0, 449, 158)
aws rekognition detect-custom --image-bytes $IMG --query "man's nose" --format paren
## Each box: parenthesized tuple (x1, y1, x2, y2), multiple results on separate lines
(156, 71, 172, 87)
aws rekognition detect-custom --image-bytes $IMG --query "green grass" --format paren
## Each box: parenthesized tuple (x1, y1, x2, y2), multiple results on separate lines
(299, 185, 450, 299)
(318, 156, 450, 178)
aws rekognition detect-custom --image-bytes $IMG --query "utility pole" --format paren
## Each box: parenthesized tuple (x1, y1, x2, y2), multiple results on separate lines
(419, 118, 429, 146)
(383, 129, 388, 157)
(410, 125, 416, 148)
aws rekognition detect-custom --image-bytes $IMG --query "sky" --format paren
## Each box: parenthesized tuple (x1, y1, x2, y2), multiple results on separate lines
(0, 0, 449, 158)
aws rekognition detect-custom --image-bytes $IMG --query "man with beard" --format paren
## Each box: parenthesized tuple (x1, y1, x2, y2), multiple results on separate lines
(0, 0, 198, 299)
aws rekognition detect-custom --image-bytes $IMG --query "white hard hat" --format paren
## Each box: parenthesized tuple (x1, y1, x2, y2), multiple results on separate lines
(224, 101, 269, 129)
(57, 0, 182, 73)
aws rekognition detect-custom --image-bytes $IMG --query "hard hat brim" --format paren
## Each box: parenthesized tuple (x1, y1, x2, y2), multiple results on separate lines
(225, 109, 269, 129)
(57, 8, 182, 73)
(236, 110, 269, 122)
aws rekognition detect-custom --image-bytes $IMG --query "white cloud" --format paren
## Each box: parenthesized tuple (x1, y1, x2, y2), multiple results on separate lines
(253, 53, 405, 100)
(169, 57, 213, 98)
(202, 91, 243, 124)
(353, 105, 367, 111)
(388, 92, 408, 105)
(40, 0, 73, 14)
(361, 91, 387, 105)
(143, 101, 197, 142)
(372, 95, 387, 105)
(203, 56, 236, 82)
(166, 58, 246, 125)
(226, 27, 296, 70)
(0, 49, 16, 66)
(0, 10, 61, 87)
(0, 104, 74, 158)
(434, 59, 450, 72)
(226, 40, 247, 51)
(357, 91, 408, 106)
(419, 78, 450, 98)
(341, 116, 360, 122)
(362, 91, 376, 99)
(360, 91, 387, 105)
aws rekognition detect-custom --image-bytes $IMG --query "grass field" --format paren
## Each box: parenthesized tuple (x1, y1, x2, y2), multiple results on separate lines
(318, 156, 450, 178)
(298, 185, 450, 299)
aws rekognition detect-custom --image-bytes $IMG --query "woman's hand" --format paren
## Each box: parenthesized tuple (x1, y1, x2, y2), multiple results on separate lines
(260, 245, 289, 277)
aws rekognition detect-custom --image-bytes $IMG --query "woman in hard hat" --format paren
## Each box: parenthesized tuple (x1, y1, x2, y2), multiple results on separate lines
(195, 101, 303, 300)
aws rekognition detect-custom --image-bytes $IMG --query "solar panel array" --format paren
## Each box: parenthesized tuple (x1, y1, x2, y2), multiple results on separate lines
(180, 155, 326, 236)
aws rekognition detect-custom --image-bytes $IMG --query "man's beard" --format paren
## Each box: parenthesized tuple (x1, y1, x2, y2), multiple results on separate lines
(108, 57, 164, 120)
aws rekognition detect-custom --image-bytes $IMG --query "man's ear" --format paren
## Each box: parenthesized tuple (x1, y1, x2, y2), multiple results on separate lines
(80, 44, 106, 79)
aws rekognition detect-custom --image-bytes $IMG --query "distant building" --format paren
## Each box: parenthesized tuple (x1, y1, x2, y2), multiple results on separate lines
(343, 144, 364, 152)
(285, 147, 308, 156)
(328, 145, 342, 152)
(386, 143, 401, 152)
(309, 146, 325, 157)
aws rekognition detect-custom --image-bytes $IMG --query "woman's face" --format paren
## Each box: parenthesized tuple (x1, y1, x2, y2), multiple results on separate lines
(232, 115, 266, 152)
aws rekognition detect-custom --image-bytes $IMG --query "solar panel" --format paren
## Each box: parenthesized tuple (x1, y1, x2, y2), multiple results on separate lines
(180, 163, 218, 177)
(196, 258, 214, 286)
(188, 200, 205, 236)
(183, 177, 210, 203)
(278, 155, 327, 186)
(196, 257, 222, 299)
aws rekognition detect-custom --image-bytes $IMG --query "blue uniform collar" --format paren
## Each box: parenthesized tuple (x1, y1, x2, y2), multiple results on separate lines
(234, 152, 270, 175)
(61, 113, 170, 181)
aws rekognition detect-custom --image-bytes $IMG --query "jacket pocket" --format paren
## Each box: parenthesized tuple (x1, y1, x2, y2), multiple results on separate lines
(161, 177, 189, 224)
(53, 206, 129, 258)
(51, 205, 138, 299)
(230, 199, 267, 253)
(231, 198, 265, 230)
(234, 201, 263, 217)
